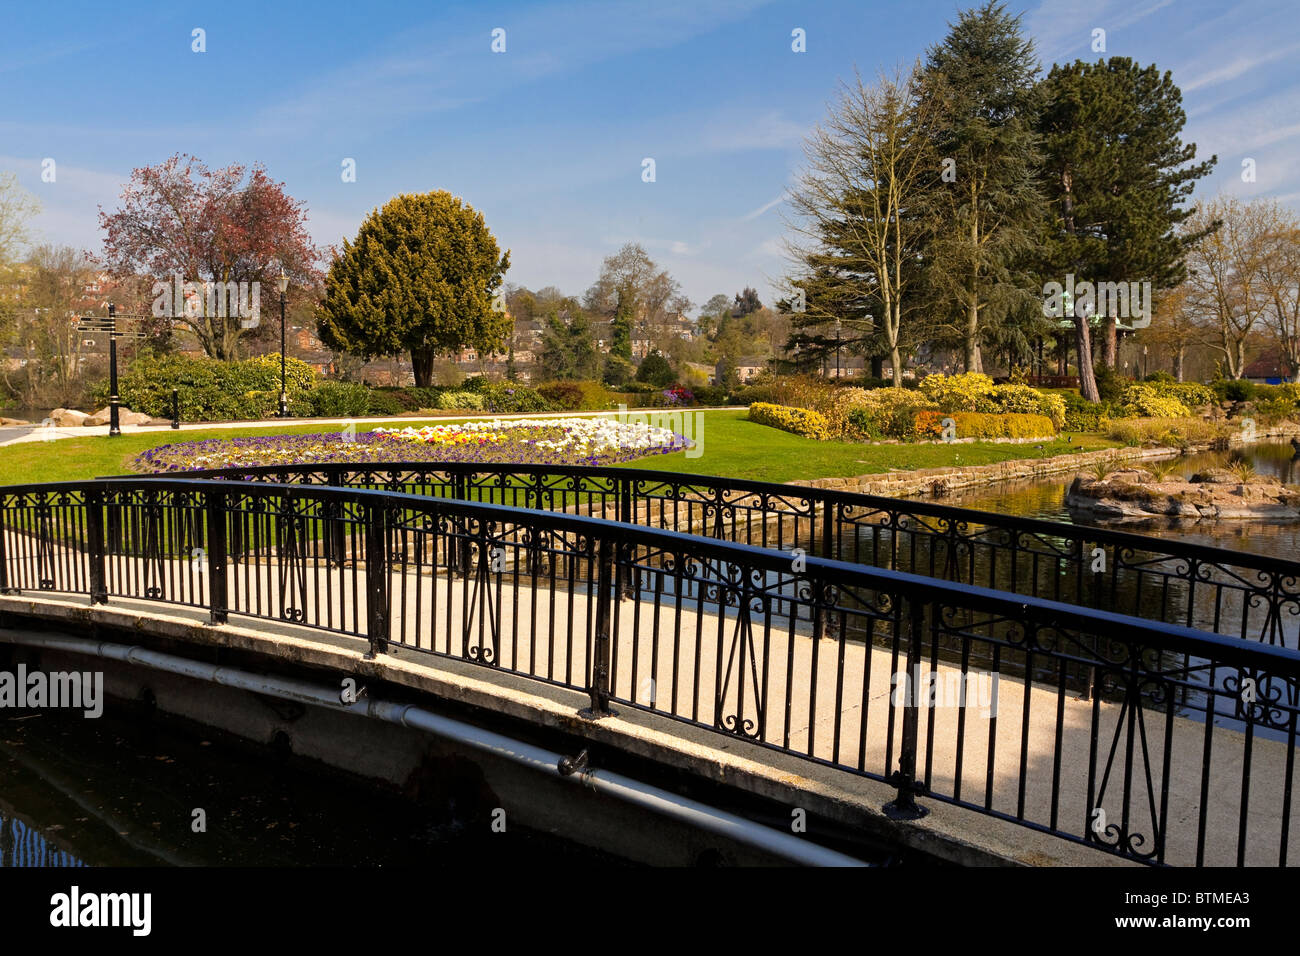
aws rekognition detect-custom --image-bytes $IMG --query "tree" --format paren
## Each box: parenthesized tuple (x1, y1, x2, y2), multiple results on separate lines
(1140, 282, 1203, 382)
(733, 287, 761, 316)
(317, 191, 511, 387)
(0, 171, 40, 266)
(585, 243, 690, 358)
(636, 351, 675, 387)
(99, 154, 320, 361)
(1036, 57, 1216, 399)
(2, 246, 118, 408)
(539, 303, 602, 380)
(917, 1, 1043, 374)
(786, 67, 938, 386)
(1182, 197, 1276, 379)
(610, 287, 634, 361)
(1257, 204, 1300, 381)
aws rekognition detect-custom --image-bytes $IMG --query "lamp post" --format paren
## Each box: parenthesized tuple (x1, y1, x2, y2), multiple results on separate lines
(1143, 344, 1148, 379)
(276, 266, 290, 418)
(107, 303, 120, 436)
(835, 318, 842, 379)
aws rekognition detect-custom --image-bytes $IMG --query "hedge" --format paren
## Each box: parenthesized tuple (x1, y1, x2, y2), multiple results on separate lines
(94, 353, 318, 421)
(747, 402, 830, 440)
(913, 410, 1057, 441)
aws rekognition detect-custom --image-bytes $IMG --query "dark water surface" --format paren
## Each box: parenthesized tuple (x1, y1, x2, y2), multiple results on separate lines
(0, 705, 629, 867)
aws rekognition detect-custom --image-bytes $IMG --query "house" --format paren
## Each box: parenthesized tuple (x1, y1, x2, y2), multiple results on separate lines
(1244, 351, 1294, 385)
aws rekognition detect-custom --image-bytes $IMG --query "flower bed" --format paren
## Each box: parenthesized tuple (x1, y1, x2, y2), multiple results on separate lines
(131, 417, 692, 472)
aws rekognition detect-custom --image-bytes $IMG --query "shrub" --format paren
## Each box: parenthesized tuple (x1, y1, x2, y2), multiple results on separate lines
(1117, 384, 1190, 418)
(994, 384, 1066, 429)
(731, 375, 834, 412)
(635, 352, 675, 387)
(537, 381, 585, 410)
(1092, 364, 1127, 404)
(478, 382, 553, 414)
(919, 373, 1065, 428)
(918, 372, 999, 412)
(846, 389, 938, 440)
(913, 410, 1056, 441)
(536, 380, 618, 410)
(693, 384, 728, 406)
(1141, 378, 1215, 409)
(1214, 378, 1258, 402)
(602, 355, 635, 387)
(1061, 392, 1109, 432)
(93, 353, 318, 421)
(365, 389, 407, 416)
(748, 402, 830, 440)
(435, 390, 484, 410)
(309, 381, 372, 417)
(1105, 417, 1232, 448)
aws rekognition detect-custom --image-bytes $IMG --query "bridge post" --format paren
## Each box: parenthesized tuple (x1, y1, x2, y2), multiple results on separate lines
(619, 475, 633, 525)
(584, 536, 615, 718)
(364, 501, 390, 657)
(884, 593, 929, 819)
(85, 488, 107, 604)
(204, 489, 228, 624)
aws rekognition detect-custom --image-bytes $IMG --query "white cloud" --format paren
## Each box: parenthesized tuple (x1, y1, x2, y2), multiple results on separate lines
(740, 193, 788, 221)
(1182, 42, 1300, 92)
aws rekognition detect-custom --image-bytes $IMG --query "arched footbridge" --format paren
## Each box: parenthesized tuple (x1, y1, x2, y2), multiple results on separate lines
(0, 462, 1296, 867)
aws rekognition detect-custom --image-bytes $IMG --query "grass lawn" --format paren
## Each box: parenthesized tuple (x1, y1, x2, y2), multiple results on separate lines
(0, 409, 1120, 486)
(622, 410, 1119, 482)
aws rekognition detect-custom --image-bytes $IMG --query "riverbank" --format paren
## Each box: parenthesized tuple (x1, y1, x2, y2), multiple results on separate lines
(792, 424, 1300, 499)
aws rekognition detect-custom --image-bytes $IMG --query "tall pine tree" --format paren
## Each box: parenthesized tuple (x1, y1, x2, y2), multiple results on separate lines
(917, 1, 1043, 373)
(1036, 57, 1216, 400)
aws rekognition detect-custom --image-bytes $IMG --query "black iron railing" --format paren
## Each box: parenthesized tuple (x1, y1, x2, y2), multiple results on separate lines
(135, 462, 1300, 652)
(1, 476, 1297, 866)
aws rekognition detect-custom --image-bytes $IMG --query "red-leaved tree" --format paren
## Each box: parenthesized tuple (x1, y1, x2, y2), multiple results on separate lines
(99, 154, 321, 359)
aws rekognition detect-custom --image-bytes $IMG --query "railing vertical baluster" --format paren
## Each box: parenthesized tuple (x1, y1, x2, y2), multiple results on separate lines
(585, 535, 615, 718)
(86, 488, 107, 604)
(619, 475, 633, 525)
(364, 500, 389, 657)
(205, 488, 228, 624)
(885, 591, 929, 819)
(0, 495, 11, 595)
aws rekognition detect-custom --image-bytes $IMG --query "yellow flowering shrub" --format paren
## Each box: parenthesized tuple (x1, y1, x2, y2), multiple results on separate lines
(748, 402, 831, 440)
(914, 410, 1057, 440)
(919, 372, 999, 411)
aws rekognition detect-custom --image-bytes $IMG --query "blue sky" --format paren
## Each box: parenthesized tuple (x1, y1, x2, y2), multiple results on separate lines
(2, 0, 1297, 310)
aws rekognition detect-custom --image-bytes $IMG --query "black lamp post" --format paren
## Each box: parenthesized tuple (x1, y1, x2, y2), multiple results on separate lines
(276, 266, 290, 418)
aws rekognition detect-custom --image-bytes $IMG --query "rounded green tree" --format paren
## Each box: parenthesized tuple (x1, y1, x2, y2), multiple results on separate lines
(317, 191, 511, 386)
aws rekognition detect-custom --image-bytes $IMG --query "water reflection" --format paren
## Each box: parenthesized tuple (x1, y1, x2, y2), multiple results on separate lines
(949, 441, 1300, 561)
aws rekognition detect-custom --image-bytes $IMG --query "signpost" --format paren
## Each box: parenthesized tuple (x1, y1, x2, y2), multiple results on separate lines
(75, 304, 148, 437)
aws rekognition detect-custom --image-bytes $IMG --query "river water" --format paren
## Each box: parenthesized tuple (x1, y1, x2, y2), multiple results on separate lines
(0, 704, 629, 867)
(950, 440, 1300, 561)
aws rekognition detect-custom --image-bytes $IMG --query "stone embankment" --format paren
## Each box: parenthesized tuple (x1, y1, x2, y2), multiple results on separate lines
(792, 425, 1300, 500)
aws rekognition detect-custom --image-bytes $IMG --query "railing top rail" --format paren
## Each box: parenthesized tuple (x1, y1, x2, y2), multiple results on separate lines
(15, 475, 1300, 673)
(101, 460, 1300, 579)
